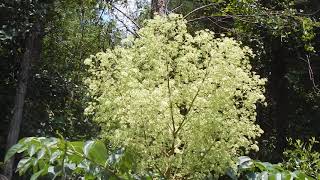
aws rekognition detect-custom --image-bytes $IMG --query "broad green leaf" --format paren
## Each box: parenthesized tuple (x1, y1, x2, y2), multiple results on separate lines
(69, 141, 84, 153)
(254, 161, 267, 171)
(269, 172, 282, 180)
(239, 156, 253, 169)
(281, 171, 294, 180)
(295, 171, 315, 180)
(83, 141, 95, 157)
(64, 162, 76, 170)
(4, 143, 23, 162)
(28, 144, 37, 157)
(259, 171, 268, 180)
(50, 151, 61, 163)
(17, 158, 32, 175)
(85, 174, 96, 180)
(48, 166, 55, 175)
(17, 158, 31, 170)
(84, 140, 108, 166)
(37, 148, 46, 160)
(30, 169, 45, 180)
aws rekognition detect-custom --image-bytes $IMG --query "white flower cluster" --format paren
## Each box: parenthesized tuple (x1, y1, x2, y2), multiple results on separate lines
(84, 14, 266, 178)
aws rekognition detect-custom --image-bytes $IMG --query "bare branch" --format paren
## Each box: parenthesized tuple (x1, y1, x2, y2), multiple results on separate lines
(107, 2, 141, 29)
(184, 3, 219, 18)
(113, 14, 140, 37)
(300, 55, 320, 93)
(95, 4, 107, 25)
(171, 3, 183, 13)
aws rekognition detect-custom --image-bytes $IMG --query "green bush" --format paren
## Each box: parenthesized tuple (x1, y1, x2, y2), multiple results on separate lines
(4, 137, 143, 179)
(227, 156, 314, 180)
(283, 137, 320, 178)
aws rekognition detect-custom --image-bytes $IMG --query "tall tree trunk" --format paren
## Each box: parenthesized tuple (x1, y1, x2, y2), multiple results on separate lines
(151, 0, 166, 17)
(270, 38, 289, 161)
(3, 24, 42, 180)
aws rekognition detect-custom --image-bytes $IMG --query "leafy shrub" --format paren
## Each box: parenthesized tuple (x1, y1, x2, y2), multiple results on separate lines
(4, 137, 141, 179)
(84, 14, 266, 178)
(283, 137, 320, 178)
(227, 156, 314, 180)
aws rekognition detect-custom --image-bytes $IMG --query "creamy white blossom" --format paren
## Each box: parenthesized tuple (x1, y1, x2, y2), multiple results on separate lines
(84, 14, 266, 178)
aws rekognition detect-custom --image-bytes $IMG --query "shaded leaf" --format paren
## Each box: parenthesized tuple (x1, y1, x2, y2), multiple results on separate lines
(30, 169, 45, 180)
(4, 143, 23, 162)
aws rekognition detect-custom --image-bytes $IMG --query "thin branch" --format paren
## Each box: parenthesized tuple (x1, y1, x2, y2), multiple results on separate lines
(154, 164, 166, 179)
(207, 17, 233, 31)
(107, 2, 141, 29)
(165, 0, 171, 14)
(61, 141, 68, 180)
(167, 69, 175, 133)
(171, 3, 183, 13)
(166, 62, 176, 156)
(113, 14, 140, 37)
(296, 8, 320, 16)
(300, 55, 320, 93)
(95, 4, 107, 25)
(187, 16, 207, 23)
(174, 68, 210, 136)
(184, 3, 219, 18)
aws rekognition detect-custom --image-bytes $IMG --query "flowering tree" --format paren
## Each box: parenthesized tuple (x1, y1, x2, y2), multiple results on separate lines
(84, 14, 266, 178)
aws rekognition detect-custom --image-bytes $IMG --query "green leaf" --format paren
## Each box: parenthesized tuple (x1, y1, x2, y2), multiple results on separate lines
(83, 141, 95, 157)
(259, 171, 269, 180)
(281, 171, 294, 180)
(17, 158, 32, 175)
(69, 141, 84, 153)
(30, 169, 45, 180)
(28, 144, 37, 157)
(47, 166, 56, 175)
(239, 156, 253, 169)
(254, 161, 267, 171)
(4, 143, 23, 162)
(269, 172, 282, 180)
(37, 148, 46, 160)
(84, 174, 96, 180)
(50, 151, 61, 163)
(295, 171, 315, 180)
(84, 140, 108, 166)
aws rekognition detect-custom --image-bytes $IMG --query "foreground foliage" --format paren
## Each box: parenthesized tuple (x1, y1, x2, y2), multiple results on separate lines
(229, 156, 314, 180)
(84, 14, 266, 178)
(5, 137, 317, 180)
(4, 137, 139, 179)
(283, 138, 320, 178)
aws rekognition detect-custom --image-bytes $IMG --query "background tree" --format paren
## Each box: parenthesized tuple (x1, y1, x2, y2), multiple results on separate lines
(84, 15, 266, 179)
(0, 0, 121, 178)
(166, 0, 320, 162)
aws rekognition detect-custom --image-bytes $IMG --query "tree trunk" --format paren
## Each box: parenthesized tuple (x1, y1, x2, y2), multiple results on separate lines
(3, 24, 42, 180)
(151, 0, 166, 17)
(270, 38, 289, 161)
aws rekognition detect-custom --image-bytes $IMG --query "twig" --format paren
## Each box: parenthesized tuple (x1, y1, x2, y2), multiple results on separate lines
(166, 62, 176, 157)
(165, 0, 171, 14)
(296, 8, 320, 16)
(184, 3, 219, 18)
(300, 55, 320, 93)
(171, 3, 183, 13)
(61, 140, 68, 180)
(108, 2, 141, 29)
(95, 4, 107, 25)
(174, 67, 210, 136)
(113, 14, 140, 37)
(207, 17, 233, 31)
